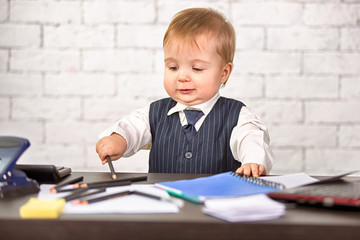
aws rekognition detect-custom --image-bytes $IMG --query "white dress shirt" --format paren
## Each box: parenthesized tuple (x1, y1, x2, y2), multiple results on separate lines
(99, 93, 275, 173)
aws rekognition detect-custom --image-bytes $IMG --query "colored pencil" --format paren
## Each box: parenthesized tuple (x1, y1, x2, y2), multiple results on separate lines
(72, 176, 147, 189)
(77, 180, 132, 189)
(50, 176, 84, 193)
(106, 156, 117, 180)
(132, 190, 171, 202)
(75, 190, 172, 205)
(62, 188, 88, 201)
(64, 187, 106, 202)
(75, 190, 132, 205)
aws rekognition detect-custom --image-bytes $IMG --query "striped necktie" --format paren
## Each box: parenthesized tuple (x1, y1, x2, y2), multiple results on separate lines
(183, 110, 204, 141)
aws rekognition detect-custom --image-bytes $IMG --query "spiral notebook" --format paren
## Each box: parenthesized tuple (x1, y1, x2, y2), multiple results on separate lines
(155, 172, 285, 202)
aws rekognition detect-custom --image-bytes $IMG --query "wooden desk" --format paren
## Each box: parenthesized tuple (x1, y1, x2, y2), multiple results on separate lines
(1, 172, 360, 240)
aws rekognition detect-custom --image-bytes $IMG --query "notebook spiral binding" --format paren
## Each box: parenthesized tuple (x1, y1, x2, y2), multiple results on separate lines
(230, 172, 286, 190)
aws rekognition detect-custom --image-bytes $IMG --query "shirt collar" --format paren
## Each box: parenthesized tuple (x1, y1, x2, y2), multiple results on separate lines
(167, 93, 220, 116)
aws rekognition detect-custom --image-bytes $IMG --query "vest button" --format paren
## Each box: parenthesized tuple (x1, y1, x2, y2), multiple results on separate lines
(185, 151, 193, 159)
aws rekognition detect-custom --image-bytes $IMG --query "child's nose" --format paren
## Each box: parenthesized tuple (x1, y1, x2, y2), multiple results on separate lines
(178, 69, 191, 82)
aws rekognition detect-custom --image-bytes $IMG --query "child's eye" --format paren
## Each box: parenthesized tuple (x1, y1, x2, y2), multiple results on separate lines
(169, 66, 178, 71)
(193, 68, 203, 72)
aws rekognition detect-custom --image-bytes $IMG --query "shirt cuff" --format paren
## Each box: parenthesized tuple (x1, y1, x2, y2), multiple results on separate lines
(98, 124, 131, 157)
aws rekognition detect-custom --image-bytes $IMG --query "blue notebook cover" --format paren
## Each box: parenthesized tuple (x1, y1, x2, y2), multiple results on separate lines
(155, 172, 284, 199)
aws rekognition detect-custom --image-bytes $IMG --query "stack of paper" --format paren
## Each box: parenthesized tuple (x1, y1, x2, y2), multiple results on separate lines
(202, 194, 285, 222)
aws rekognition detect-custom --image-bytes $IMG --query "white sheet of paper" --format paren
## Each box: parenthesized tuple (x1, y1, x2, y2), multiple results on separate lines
(38, 184, 179, 214)
(259, 172, 319, 189)
(203, 194, 285, 222)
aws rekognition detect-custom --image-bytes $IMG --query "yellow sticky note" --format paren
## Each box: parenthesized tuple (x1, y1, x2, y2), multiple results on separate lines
(19, 198, 65, 219)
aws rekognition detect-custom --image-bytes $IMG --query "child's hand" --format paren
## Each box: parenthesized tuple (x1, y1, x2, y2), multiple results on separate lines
(235, 163, 266, 177)
(95, 133, 127, 164)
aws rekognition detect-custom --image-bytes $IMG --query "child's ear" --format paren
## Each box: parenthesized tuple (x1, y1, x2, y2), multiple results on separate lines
(221, 62, 233, 84)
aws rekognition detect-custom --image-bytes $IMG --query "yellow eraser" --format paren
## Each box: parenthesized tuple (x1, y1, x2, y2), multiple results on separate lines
(19, 198, 65, 219)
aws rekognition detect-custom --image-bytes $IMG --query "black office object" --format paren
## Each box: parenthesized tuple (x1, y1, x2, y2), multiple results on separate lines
(15, 164, 71, 184)
(268, 171, 360, 208)
(0, 136, 39, 199)
(268, 180, 360, 208)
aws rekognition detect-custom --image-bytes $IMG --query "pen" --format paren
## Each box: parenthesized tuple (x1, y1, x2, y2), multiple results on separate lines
(106, 156, 117, 180)
(73, 176, 147, 189)
(163, 189, 204, 205)
(75, 190, 132, 205)
(50, 176, 84, 193)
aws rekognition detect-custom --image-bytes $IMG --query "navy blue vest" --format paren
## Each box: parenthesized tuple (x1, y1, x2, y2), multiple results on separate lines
(149, 97, 244, 174)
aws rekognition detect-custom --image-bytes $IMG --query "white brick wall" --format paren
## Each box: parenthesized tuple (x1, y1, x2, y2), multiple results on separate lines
(44, 25, 114, 48)
(11, 49, 80, 72)
(84, 1, 155, 24)
(0, 0, 7, 22)
(10, 1, 81, 23)
(231, 2, 303, 25)
(1, 0, 360, 176)
(0, 24, 40, 47)
(0, 49, 7, 70)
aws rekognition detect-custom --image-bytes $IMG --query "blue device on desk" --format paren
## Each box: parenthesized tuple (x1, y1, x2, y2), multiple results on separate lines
(0, 136, 39, 199)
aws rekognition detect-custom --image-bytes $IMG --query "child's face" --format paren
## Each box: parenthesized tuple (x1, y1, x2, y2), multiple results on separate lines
(163, 35, 232, 106)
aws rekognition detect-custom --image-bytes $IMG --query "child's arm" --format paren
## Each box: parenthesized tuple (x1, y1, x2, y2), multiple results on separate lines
(235, 163, 266, 177)
(96, 106, 152, 164)
(230, 106, 275, 176)
(96, 133, 127, 164)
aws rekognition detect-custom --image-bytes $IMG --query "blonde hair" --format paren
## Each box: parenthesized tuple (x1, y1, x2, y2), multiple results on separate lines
(163, 8, 236, 64)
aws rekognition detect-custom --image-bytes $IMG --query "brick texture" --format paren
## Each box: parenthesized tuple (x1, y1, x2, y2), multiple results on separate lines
(1, 0, 360, 175)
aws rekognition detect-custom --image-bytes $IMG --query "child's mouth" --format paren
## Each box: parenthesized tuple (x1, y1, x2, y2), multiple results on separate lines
(179, 89, 194, 94)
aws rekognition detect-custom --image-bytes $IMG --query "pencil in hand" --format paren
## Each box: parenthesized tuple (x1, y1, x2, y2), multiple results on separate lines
(106, 155, 117, 180)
